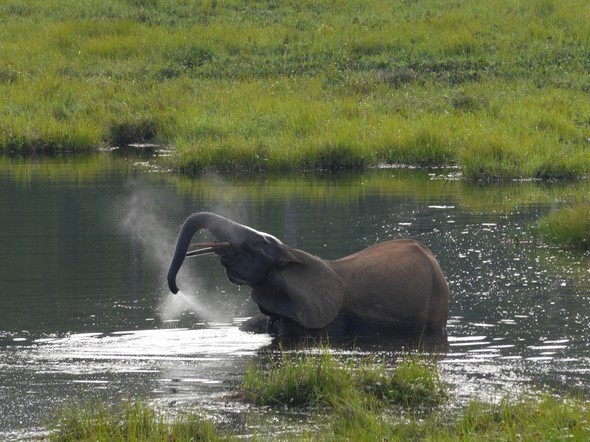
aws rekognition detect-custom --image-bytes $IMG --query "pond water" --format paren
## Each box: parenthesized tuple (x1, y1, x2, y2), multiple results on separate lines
(1, 154, 589, 439)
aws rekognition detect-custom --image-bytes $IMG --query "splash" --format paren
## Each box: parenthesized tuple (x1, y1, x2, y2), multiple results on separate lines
(159, 290, 216, 323)
(118, 183, 222, 323)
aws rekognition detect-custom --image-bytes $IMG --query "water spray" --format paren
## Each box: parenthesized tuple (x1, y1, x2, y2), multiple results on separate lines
(118, 185, 228, 323)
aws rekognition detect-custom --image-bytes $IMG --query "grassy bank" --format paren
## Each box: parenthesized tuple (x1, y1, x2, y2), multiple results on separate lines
(2, 0, 590, 178)
(49, 348, 590, 441)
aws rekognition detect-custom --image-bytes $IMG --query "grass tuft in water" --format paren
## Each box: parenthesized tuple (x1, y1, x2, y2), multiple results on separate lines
(243, 345, 343, 408)
(242, 345, 446, 410)
(538, 204, 590, 251)
(371, 352, 446, 408)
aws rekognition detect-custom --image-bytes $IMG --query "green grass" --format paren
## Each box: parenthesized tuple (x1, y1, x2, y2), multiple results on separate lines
(538, 203, 590, 250)
(242, 346, 446, 410)
(48, 348, 590, 441)
(383, 394, 590, 441)
(48, 395, 590, 441)
(241, 348, 590, 440)
(49, 400, 221, 442)
(3, 0, 590, 178)
(437, 394, 590, 441)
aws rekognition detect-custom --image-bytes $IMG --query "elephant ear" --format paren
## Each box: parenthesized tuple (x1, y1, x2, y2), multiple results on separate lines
(251, 248, 344, 330)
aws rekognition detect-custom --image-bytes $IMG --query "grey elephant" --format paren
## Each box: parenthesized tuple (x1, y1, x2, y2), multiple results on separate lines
(167, 212, 450, 337)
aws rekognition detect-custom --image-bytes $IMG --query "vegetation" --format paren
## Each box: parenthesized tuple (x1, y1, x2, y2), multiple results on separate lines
(538, 203, 590, 250)
(49, 347, 590, 441)
(3, 0, 590, 178)
(242, 346, 446, 409)
(49, 400, 221, 442)
(404, 394, 590, 441)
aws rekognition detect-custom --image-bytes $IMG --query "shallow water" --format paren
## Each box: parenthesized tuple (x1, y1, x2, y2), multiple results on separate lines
(1, 154, 589, 439)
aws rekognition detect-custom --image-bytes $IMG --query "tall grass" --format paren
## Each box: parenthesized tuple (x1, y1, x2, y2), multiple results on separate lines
(3, 0, 590, 178)
(242, 345, 447, 441)
(242, 347, 590, 440)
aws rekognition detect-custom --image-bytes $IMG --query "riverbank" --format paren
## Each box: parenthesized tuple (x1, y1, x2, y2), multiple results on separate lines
(49, 348, 590, 441)
(2, 0, 590, 179)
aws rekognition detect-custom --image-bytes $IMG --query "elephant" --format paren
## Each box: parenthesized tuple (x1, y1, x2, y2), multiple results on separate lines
(167, 212, 450, 337)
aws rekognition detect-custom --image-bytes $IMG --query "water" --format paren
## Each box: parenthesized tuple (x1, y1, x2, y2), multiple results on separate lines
(1, 154, 589, 439)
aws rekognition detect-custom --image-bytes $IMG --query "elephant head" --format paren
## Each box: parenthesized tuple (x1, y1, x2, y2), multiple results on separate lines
(167, 212, 344, 330)
(167, 212, 287, 292)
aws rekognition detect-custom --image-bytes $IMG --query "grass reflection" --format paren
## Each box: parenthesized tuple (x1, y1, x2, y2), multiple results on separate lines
(3, 154, 590, 215)
(170, 168, 590, 216)
(0, 153, 134, 186)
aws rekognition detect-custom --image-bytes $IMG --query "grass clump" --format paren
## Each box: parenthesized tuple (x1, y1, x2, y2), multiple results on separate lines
(242, 345, 446, 440)
(377, 352, 447, 408)
(242, 345, 446, 410)
(49, 400, 221, 442)
(538, 204, 590, 251)
(242, 346, 345, 408)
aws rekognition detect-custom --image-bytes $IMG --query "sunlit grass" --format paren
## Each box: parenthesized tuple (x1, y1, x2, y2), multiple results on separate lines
(3, 0, 590, 178)
(47, 350, 590, 441)
(242, 345, 446, 412)
(242, 347, 590, 440)
(49, 400, 221, 442)
(434, 394, 590, 441)
(539, 204, 590, 250)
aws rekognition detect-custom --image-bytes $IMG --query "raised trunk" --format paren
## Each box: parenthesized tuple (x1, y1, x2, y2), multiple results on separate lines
(167, 212, 246, 293)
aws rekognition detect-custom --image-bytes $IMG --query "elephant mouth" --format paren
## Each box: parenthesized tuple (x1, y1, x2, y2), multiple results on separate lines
(186, 242, 233, 258)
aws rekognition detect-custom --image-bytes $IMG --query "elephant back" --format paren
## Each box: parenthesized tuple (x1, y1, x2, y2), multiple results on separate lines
(332, 239, 449, 330)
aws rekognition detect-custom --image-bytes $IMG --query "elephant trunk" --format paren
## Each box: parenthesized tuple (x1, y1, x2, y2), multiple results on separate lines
(167, 212, 246, 294)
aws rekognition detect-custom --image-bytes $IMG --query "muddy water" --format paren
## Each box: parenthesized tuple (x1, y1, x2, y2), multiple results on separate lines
(1, 155, 589, 439)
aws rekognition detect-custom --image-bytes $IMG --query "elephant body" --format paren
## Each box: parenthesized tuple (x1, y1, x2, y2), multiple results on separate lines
(247, 240, 449, 336)
(167, 212, 450, 337)
(333, 240, 449, 331)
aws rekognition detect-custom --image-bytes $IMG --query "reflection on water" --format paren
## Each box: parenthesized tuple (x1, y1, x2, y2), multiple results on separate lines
(0, 154, 589, 439)
(0, 326, 271, 440)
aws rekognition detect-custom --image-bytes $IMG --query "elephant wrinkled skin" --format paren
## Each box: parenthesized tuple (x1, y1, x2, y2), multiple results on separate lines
(167, 212, 450, 337)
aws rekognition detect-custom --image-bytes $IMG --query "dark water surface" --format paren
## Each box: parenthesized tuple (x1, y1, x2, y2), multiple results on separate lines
(1, 155, 589, 439)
